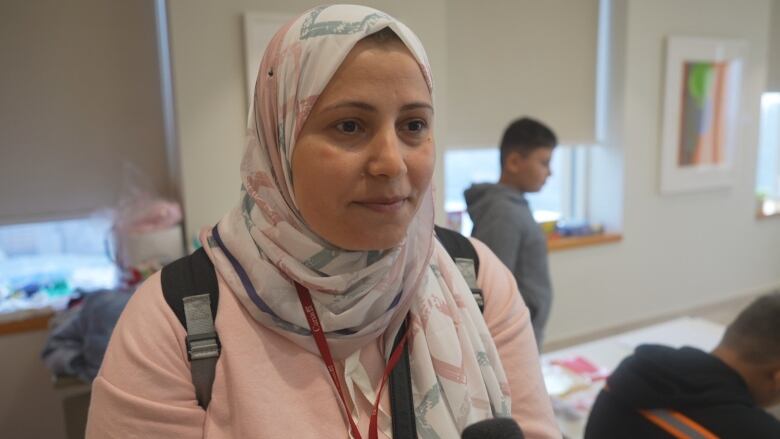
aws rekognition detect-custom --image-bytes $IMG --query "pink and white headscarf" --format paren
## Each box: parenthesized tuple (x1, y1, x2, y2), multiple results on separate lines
(204, 5, 511, 436)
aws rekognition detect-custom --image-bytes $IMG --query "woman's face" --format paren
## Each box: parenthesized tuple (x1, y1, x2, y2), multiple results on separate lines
(292, 37, 434, 251)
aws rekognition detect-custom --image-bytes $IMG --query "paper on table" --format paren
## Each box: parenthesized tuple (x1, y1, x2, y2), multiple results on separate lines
(615, 316, 725, 351)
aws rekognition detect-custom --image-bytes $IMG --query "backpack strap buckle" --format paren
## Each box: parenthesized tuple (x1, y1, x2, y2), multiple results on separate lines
(186, 332, 221, 361)
(454, 257, 485, 312)
(182, 294, 220, 361)
(471, 288, 485, 311)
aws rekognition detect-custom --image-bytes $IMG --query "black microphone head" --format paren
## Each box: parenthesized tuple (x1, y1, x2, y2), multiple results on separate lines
(461, 417, 524, 439)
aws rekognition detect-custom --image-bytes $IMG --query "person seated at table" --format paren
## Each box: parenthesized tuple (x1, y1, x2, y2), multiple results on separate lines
(584, 291, 780, 438)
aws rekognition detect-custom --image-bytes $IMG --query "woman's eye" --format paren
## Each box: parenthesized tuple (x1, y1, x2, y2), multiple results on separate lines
(405, 120, 427, 133)
(336, 120, 360, 134)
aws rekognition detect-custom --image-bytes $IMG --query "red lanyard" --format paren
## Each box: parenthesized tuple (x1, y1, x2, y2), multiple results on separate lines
(295, 282, 409, 439)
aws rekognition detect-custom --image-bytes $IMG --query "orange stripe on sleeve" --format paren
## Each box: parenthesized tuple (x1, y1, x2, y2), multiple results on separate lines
(669, 411, 720, 439)
(639, 410, 690, 439)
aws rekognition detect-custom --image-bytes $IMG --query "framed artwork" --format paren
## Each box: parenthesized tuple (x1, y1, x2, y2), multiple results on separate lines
(659, 37, 747, 193)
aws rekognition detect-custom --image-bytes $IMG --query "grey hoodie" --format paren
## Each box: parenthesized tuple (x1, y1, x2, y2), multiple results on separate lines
(464, 183, 552, 346)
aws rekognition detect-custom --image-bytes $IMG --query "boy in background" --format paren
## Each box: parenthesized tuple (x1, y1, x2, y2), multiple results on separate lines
(465, 117, 557, 346)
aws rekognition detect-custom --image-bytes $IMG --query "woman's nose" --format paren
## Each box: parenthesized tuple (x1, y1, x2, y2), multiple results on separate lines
(366, 127, 407, 178)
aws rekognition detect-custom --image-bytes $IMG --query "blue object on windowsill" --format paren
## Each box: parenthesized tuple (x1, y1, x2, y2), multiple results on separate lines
(556, 219, 601, 237)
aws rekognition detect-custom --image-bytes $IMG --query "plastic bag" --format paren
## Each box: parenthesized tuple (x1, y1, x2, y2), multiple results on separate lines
(113, 163, 182, 234)
(112, 163, 184, 278)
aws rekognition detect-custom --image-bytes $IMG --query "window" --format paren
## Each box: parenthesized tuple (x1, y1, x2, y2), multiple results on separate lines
(0, 216, 119, 315)
(444, 145, 591, 235)
(756, 92, 780, 216)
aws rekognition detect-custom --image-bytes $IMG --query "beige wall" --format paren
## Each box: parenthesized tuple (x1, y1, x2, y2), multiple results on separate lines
(445, 0, 598, 147)
(546, 0, 780, 342)
(0, 330, 69, 439)
(769, 0, 780, 91)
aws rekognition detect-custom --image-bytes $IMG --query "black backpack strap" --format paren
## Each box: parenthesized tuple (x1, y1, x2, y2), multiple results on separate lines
(161, 247, 218, 326)
(161, 247, 220, 409)
(434, 225, 480, 275)
(434, 225, 484, 312)
(389, 318, 417, 439)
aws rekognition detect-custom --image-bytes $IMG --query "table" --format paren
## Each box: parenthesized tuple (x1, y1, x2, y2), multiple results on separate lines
(540, 317, 725, 439)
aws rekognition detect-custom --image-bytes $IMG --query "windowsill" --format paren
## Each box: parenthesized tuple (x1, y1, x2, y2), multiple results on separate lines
(757, 210, 780, 220)
(547, 233, 623, 252)
(0, 311, 52, 336)
(0, 233, 622, 336)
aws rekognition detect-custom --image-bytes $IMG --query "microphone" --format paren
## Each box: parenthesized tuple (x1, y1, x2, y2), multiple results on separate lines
(461, 417, 524, 439)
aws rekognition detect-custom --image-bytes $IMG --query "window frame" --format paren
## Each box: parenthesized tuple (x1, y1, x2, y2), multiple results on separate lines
(443, 144, 595, 235)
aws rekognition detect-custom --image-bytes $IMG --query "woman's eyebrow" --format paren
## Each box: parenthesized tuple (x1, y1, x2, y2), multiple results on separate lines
(321, 101, 376, 113)
(400, 102, 434, 112)
(319, 101, 434, 113)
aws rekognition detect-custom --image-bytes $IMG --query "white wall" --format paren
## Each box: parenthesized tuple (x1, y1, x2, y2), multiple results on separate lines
(0, 330, 69, 439)
(444, 0, 598, 147)
(167, 0, 780, 345)
(769, 0, 780, 91)
(546, 0, 780, 342)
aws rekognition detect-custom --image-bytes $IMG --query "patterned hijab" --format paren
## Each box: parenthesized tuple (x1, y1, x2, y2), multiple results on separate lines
(204, 5, 511, 436)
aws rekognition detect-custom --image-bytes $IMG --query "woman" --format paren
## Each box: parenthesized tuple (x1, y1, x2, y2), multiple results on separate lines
(87, 5, 558, 438)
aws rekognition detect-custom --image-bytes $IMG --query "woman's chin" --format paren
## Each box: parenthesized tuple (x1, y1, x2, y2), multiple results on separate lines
(329, 227, 407, 252)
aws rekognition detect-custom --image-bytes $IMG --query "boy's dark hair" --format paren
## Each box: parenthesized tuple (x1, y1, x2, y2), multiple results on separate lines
(721, 291, 780, 364)
(499, 117, 558, 167)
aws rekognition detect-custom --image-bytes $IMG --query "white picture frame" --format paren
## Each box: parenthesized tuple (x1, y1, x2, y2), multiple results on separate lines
(659, 36, 747, 194)
(243, 12, 294, 105)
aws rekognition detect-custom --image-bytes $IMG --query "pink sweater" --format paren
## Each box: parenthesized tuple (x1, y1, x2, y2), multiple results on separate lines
(86, 238, 560, 438)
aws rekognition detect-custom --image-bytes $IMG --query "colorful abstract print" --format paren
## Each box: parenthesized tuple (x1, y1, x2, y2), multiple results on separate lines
(678, 61, 729, 167)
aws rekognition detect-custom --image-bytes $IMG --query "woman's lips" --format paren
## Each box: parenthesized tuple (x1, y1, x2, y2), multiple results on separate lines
(354, 197, 407, 212)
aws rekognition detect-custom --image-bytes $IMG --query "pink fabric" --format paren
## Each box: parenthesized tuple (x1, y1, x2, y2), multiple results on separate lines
(86, 238, 560, 438)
